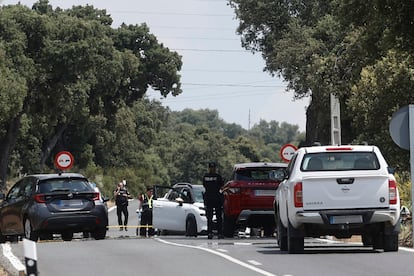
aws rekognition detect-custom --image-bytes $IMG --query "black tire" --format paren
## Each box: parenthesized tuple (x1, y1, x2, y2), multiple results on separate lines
(276, 211, 288, 251)
(39, 233, 53, 241)
(223, 215, 236, 238)
(61, 232, 73, 241)
(185, 216, 198, 237)
(92, 228, 107, 240)
(383, 234, 399, 252)
(362, 234, 372, 247)
(287, 222, 304, 254)
(24, 218, 39, 242)
(263, 225, 275, 237)
(0, 230, 6, 243)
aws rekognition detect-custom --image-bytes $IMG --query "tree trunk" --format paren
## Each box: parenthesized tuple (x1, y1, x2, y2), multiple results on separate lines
(40, 123, 68, 166)
(0, 116, 22, 191)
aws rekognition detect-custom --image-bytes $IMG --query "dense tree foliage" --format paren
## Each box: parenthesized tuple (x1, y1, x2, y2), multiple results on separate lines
(228, 0, 414, 172)
(0, 1, 303, 197)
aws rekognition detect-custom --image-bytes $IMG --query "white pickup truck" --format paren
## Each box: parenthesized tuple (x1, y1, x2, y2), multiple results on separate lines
(274, 145, 401, 253)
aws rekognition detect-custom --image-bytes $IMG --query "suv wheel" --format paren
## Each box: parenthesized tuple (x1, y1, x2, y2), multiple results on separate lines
(223, 214, 236, 238)
(185, 215, 197, 237)
(24, 218, 39, 242)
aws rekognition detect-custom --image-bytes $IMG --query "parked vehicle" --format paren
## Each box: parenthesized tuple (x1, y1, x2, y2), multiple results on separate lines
(275, 145, 401, 253)
(0, 173, 108, 242)
(152, 183, 207, 236)
(222, 162, 287, 237)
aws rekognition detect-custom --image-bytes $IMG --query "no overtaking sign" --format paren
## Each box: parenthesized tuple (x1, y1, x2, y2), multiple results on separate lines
(54, 151, 74, 171)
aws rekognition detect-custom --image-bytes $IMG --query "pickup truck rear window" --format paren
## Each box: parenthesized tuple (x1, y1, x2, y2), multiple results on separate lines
(301, 152, 380, 171)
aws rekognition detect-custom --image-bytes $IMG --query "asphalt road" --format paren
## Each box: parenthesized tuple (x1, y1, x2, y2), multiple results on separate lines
(1, 199, 414, 276)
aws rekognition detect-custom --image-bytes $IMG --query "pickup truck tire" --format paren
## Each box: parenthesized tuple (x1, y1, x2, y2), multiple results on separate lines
(287, 221, 304, 254)
(276, 211, 287, 251)
(362, 234, 373, 247)
(383, 234, 399, 252)
(223, 215, 236, 238)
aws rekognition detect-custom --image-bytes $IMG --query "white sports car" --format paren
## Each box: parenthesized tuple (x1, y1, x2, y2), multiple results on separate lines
(153, 183, 208, 236)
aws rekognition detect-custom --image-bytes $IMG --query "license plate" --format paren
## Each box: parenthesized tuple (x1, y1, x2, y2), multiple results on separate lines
(58, 199, 83, 207)
(254, 190, 275, 196)
(330, 215, 363, 224)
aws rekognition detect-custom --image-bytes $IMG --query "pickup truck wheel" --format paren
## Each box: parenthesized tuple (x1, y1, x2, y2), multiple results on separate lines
(276, 212, 287, 251)
(287, 222, 304, 254)
(383, 234, 399, 252)
(223, 215, 236, 238)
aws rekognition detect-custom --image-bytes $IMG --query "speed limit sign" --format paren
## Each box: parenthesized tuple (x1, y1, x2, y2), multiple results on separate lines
(54, 151, 74, 171)
(280, 144, 297, 163)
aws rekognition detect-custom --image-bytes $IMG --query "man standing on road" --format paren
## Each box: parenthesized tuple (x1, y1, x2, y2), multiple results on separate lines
(114, 181, 130, 231)
(203, 162, 224, 239)
(139, 186, 154, 237)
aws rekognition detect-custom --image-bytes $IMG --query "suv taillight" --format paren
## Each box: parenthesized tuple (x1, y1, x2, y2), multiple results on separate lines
(389, 179, 397, 205)
(34, 194, 46, 203)
(294, 182, 303, 207)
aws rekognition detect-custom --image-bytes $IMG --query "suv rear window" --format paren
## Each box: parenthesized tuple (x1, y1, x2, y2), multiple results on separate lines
(301, 152, 380, 171)
(235, 168, 286, 181)
(38, 179, 92, 193)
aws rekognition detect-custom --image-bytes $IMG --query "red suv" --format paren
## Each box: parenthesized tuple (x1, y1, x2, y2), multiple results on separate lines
(222, 162, 287, 237)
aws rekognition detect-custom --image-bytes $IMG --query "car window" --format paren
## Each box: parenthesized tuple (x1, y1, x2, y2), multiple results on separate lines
(38, 178, 92, 193)
(167, 190, 180, 201)
(301, 152, 380, 171)
(6, 181, 24, 200)
(235, 167, 286, 181)
(192, 186, 205, 203)
(181, 188, 192, 203)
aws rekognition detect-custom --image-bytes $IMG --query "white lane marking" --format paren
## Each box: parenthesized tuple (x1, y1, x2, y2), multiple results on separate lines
(248, 260, 262, 266)
(2, 243, 25, 272)
(217, 248, 228, 253)
(156, 238, 277, 276)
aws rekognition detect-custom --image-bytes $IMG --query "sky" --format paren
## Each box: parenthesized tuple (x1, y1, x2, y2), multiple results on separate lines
(1, 0, 309, 131)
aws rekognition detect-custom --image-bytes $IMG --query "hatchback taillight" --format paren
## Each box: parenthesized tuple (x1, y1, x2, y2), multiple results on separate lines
(92, 192, 100, 201)
(389, 179, 397, 205)
(34, 194, 46, 203)
(294, 182, 303, 207)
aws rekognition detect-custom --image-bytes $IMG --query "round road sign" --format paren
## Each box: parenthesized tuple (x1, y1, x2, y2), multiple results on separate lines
(280, 144, 297, 163)
(54, 151, 74, 171)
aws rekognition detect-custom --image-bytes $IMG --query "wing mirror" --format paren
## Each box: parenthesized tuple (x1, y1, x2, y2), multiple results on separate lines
(175, 197, 184, 206)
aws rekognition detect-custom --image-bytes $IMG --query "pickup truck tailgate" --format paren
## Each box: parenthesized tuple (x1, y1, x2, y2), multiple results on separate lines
(302, 173, 390, 210)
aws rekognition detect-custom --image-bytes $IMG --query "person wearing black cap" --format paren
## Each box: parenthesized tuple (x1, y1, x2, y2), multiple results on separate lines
(139, 186, 154, 237)
(203, 162, 224, 239)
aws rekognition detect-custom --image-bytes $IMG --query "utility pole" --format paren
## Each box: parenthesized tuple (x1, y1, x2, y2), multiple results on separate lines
(330, 94, 341, 145)
(248, 109, 251, 130)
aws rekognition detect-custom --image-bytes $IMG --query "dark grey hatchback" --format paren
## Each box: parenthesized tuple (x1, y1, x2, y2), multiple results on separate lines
(0, 173, 108, 242)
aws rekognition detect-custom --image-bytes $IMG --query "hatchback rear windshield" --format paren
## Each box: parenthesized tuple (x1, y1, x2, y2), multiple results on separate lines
(301, 152, 380, 171)
(38, 178, 92, 193)
(235, 167, 286, 181)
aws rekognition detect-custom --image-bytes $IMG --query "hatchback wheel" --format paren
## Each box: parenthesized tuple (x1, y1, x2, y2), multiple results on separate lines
(61, 232, 73, 241)
(92, 228, 107, 240)
(24, 219, 39, 242)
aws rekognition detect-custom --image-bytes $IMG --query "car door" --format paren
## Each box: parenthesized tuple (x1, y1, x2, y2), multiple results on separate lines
(0, 177, 32, 235)
(153, 188, 186, 232)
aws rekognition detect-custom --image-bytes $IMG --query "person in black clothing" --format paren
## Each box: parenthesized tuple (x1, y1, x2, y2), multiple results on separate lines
(203, 162, 224, 239)
(114, 182, 130, 231)
(139, 186, 154, 237)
